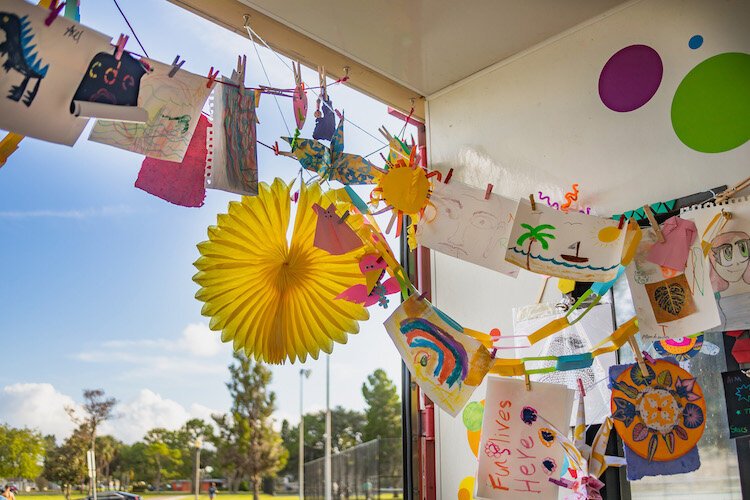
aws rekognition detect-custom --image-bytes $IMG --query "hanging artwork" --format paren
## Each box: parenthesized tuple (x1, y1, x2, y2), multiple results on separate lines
(193, 178, 370, 364)
(609, 359, 704, 479)
(283, 112, 378, 185)
(721, 370, 750, 439)
(312, 203, 364, 255)
(626, 227, 720, 340)
(474, 377, 575, 499)
(134, 114, 209, 207)
(206, 74, 258, 196)
(505, 198, 626, 282)
(70, 48, 148, 122)
(416, 180, 519, 278)
(336, 253, 401, 308)
(681, 197, 750, 331)
(312, 94, 335, 140)
(653, 335, 705, 362)
(383, 295, 491, 416)
(89, 58, 213, 161)
(0, 0, 111, 145)
(645, 216, 697, 272)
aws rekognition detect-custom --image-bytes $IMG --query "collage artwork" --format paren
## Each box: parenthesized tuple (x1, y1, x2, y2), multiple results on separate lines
(2, 0, 749, 498)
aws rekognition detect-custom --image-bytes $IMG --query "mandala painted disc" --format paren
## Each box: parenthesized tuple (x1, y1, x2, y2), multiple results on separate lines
(653, 335, 703, 361)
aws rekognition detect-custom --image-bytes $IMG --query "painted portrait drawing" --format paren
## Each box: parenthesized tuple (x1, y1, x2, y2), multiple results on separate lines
(505, 198, 626, 281)
(416, 180, 519, 277)
(384, 295, 491, 416)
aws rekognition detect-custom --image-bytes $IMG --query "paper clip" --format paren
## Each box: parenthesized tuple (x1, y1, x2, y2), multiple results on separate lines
(168, 55, 186, 78)
(444, 168, 453, 184)
(642, 205, 665, 243)
(484, 183, 494, 200)
(44, 0, 65, 26)
(618, 214, 626, 229)
(114, 34, 129, 61)
(206, 66, 220, 88)
(529, 194, 537, 211)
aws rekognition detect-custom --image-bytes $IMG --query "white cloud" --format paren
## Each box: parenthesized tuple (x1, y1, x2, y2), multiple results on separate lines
(0, 205, 135, 219)
(0, 383, 81, 440)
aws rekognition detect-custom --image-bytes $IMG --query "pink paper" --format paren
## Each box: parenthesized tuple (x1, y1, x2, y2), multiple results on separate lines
(646, 216, 697, 271)
(135, 114, 208, 208)
(312, 203, 363, 255)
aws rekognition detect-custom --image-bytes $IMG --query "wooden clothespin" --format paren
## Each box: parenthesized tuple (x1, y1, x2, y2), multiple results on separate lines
(378, 126, 392, 143)
(44, 0, 65, 26)
(524, 373, 532, 391)
(529, 194, 537, 211)
(627, 335, 649, 376)
(444, 168, 453, 184)
(318, 66, 327, 99)
(338, 211, 350, 224)
(716, 175, 750, 204)
(236, 54, 247, 89)
(342, 65, 350, 81)
(617, 214, 626, 229)
(168, 55, 186, 78)
(642, 205, 665, 243)
(293, 61, 303, 87)
(206, 66, 220, 88)
(114, 34, 129, 61)
(484, 184, 494, 200)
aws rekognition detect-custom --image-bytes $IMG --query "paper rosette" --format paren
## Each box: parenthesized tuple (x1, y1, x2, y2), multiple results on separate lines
(193, 178, 370, 364)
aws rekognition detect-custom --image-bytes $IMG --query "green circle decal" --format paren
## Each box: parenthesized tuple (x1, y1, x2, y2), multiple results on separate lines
(462, 401, 484, 432)
(671, 52, 750, 153)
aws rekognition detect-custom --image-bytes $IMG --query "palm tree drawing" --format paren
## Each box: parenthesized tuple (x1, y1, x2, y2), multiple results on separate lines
(516, 223, 556, 269)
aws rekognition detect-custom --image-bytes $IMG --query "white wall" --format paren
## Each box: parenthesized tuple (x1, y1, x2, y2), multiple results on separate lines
(425, 0, 750, 496)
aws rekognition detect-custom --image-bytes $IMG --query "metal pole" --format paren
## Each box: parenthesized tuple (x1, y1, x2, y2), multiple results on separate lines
(194, 438, 202, 500)
(299, 368, 310, 500)
(325, 355, 332, 500)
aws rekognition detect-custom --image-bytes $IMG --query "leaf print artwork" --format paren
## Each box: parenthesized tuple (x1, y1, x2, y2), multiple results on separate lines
(645, 274, 697, 323)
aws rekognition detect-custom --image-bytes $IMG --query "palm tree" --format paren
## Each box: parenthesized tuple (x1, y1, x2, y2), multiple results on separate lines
(516, 223, 556, 269)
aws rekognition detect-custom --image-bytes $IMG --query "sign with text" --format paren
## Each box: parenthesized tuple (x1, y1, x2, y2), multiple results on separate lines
(475, 377, 574, 499)
(722, 370, 750, 439)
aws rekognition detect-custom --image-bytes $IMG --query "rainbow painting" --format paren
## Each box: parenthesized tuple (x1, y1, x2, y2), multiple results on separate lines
(400, 317, 469, 388)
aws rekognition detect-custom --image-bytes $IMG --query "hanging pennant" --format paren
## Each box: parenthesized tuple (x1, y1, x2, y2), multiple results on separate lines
(89, 57, 212, 162)
(0, 0, 111, 145)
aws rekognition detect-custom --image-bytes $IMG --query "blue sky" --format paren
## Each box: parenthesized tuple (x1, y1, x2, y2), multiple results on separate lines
(0, 0, 413, 443)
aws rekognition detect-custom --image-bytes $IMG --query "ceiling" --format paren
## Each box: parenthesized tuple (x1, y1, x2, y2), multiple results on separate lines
(238, 0, 628, 96)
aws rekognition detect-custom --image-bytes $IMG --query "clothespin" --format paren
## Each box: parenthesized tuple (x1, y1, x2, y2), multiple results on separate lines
(0, 133, 24, 168)
(715, 175, 750, 204)
(168, 55, 186, 78)
(318, 66, 327, 99)
(577, 378, 586, 397)
(642, 205, 665, 243)
(524, 373, 532, 391)
(293, 61, 303, 87)
(44, 0, 65, 26)
(484, 184, 494, 200)
(529, 194, 537, 211)
(206, 66, 219, 88)
(627, 335, 649, 376)
(444, 168, 453, 184)
(272, 141, 294, 158)
(236, 54, 247, 89)
(114, 34, 129, 61)
(338, 211, 350, 224)
(617, 214, 626, 230)
(417, 291, 428, 301)
(378, 126, 392, 143)
(342, 66, 350, 82)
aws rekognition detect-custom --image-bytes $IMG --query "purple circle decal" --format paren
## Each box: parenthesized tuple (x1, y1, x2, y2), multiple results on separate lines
(599, 44, 663, 112)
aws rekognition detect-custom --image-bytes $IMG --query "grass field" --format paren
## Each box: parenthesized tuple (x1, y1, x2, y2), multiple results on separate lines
(17, 494, 400, 500)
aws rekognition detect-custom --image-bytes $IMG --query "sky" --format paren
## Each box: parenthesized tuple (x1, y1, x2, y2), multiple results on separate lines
(0, 0, 416, 444)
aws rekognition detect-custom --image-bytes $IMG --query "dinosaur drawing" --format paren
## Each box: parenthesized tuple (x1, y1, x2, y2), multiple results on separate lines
(0, 12, 49, 106)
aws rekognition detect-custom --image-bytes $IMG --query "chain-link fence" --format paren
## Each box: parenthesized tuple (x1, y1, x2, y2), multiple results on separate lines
(303, 438, 402, 499)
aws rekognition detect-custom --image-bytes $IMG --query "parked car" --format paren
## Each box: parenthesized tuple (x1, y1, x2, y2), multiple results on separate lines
(85, 491, 140, 500)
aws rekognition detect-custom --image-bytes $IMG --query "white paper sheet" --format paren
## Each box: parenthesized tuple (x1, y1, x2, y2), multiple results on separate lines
(0, 0, 111, 145)
(416, 180, 519, 277)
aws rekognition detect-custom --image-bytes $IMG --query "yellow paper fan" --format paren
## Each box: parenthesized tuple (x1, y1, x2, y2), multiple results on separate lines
(193, 178, 370, 364)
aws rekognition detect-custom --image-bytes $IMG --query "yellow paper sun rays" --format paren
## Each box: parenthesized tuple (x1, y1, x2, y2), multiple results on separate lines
(193, 178, 370, 364)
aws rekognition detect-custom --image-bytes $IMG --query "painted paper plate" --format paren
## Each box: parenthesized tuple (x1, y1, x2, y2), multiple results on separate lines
(653, 335, 704, 361)
(611, 359, 705, 462)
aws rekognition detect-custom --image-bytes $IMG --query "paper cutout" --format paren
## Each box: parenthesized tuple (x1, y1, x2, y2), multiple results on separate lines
(89, 58, 212, 162)
(721, 370, 750, 439)
(384, 295, 491, 416)
(645, 216, 697, 271)
(506, 198, 626, 282)
(475, 377, 574, 499)
(626, 227, 720, 340)
(193, 178, 370, 364)
(134, 114, 208, 207)
(682, 197, 750, 331)
(206, 74, 258, 196)
(416, 180, 519, 278)
(336, 253, 400, 308)
(644, 274, 697, 323)
(312, 95, 335, 140)
(462, 400, 485, 457)
(293, 86, 307, 130)
(653, 335, 704, 361)
(283, 114, 377, 185)
(312, 203, 364, 255)
(0, 0, 111, 145)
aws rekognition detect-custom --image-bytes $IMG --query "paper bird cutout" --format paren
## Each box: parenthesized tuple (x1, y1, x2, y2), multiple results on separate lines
(312, 203, 364, 255)
(313, 95, 336, 141)
(282, 113, 379, 185)
(336, 253, 401, 308)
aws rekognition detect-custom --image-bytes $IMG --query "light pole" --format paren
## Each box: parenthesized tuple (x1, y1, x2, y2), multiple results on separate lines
(299, 368, 311, 499)
(194, 437, 202, 500)
(325, 355, 332, 500)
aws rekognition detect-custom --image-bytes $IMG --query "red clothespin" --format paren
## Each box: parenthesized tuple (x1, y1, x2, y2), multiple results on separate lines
(45, 0, 65, 26)
(444, 168, 453, 184)
(418, 291, 429, 301)
(618, 214, 626, 229)
(206, 66, 220, 88)
(168, 55, 186, 78)
(114, 34, 129, 61)
(484, 184, 494, 200)
(577, 378, 586, 397)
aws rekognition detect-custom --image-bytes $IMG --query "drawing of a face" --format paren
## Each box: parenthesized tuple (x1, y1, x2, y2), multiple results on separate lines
(709, 231, 750, 291)
(431, 192, 506, 260)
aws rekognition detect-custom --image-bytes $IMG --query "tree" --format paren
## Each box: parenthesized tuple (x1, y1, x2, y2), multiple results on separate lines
(44, 426, 89, 500)
(0, 424, 45, 479)
(213, 352, 287, 500)
(95, 435, 122, 488)
(167, 418, 215, 478)
(114, 441, 150, 487)
(515, 223, 556, 269)
(144, 429, 182, 491)
(362, 369, 401, 442)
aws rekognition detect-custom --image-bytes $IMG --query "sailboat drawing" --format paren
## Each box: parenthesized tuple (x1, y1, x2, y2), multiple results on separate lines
(561, 242, 589, 263)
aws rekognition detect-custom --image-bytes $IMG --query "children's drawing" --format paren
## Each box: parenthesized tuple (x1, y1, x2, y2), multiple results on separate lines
(89, 58, 212, 162)
(336, 253, 400, 308)
(0, 0, 111, 145)
(71, 49, 147, 109)
(416, 180, 519, 278)
(682, 197, 750, 331)
(384, 295, 491, 416)
(475, 377, 574, 500)
(206, 74, 258, 196)
(625, 227, 720, 340)
(505, 198, 626, 281)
